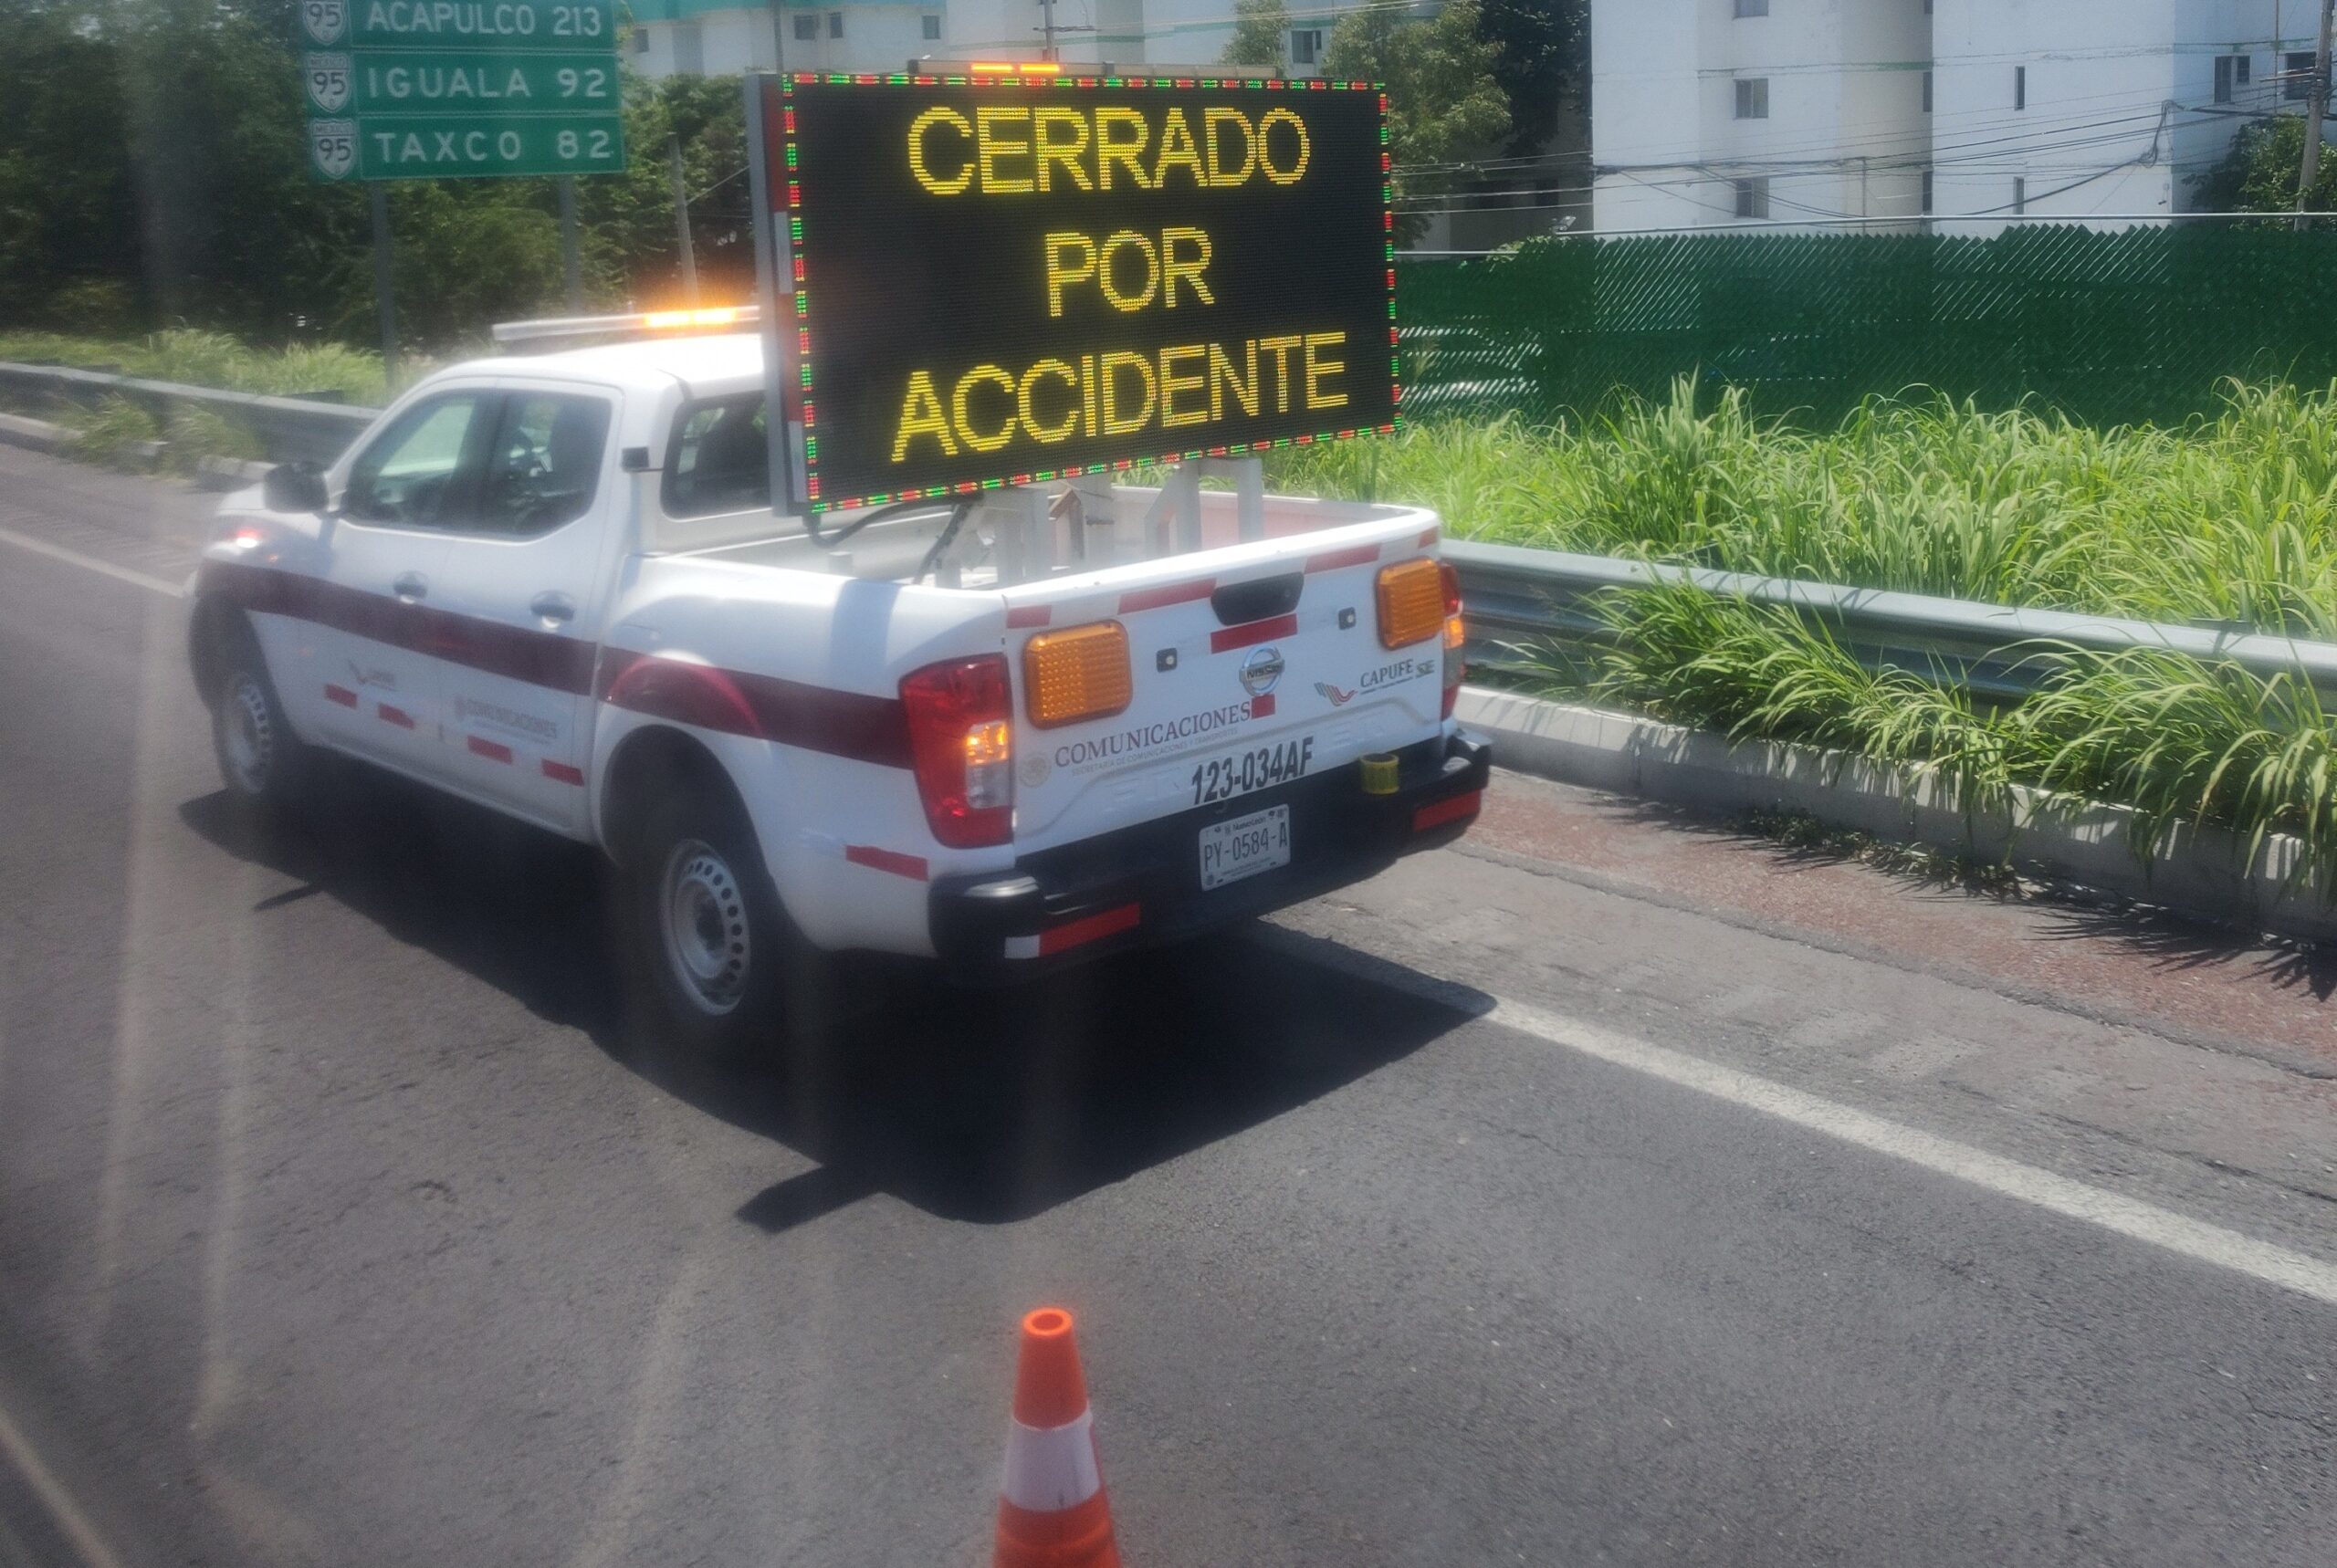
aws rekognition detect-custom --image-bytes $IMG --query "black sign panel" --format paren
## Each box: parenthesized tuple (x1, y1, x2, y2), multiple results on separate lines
(770, 72, 1397, 513)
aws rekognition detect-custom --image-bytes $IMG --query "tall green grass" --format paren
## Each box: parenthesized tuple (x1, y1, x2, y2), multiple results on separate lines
(1271, 382, 2337, 896)
(1276, 378, 2337, 638)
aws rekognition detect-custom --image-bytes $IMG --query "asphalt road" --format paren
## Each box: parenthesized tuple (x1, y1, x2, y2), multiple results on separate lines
(2, 444, 2334, 1566)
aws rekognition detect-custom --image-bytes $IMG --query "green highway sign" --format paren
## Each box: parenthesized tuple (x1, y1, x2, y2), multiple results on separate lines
(300, 49, 618, 117)
(309, 112, 624, 180)
(298, 0, 623, 183)
(298, 0, 618, 52)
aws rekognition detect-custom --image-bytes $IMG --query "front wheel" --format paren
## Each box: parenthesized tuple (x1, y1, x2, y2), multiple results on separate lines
(616, 781, 829, 1073)
(211, 629, 309, 814)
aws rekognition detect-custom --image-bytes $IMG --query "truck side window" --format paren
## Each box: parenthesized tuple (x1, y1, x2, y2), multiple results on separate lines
(478, 392, 612, 536)
(663, 394, 770, 517)
(342, 393, 491, 529)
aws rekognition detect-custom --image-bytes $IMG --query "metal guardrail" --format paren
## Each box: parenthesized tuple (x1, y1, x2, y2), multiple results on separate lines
(1447, 538, 2337, 701)
(10, 360, 2335, 698)
(0, 361, 380, 468)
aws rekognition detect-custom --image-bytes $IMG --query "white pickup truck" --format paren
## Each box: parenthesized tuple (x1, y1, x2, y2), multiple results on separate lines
(187, 321, 1487, 1055)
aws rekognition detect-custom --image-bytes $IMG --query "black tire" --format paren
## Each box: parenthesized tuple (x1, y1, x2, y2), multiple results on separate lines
(209, 623, 310, 815)
(615, 777, 831, 1074)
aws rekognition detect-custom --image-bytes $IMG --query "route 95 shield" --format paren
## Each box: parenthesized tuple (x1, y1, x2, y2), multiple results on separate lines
(302, 53, 352, 114)
(299, 0, 348, 45)
(309, 120, 357, 181)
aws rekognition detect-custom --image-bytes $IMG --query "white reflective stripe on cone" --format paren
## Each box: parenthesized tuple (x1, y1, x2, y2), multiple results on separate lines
(1001, 1409, 1102, 1511)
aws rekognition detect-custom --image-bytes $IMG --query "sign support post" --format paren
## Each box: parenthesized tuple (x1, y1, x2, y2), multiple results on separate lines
(744, 74, 801, 513)
(558, 176, 583, 310)
(369, 183, 399, 385)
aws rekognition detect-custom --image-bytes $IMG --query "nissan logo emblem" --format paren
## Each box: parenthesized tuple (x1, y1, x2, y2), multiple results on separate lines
(1239, 645, 1284, 697)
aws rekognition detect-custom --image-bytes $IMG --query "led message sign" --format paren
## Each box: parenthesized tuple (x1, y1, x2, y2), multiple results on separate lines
(760, 72, 1399, 513)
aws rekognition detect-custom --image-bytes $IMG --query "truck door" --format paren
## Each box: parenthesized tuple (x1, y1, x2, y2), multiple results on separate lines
(310, 388, 499, 773)
(422, 385, 617, 833)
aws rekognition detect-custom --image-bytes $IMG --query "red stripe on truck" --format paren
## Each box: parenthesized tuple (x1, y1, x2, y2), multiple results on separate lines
(467, 736, 514, 764)
(1210, 612, 1297, 653)
(196, 560, 913, 771)
(324, 684, 358, 707)
(1040, 902, 1141, 956)
(377, 703, 415, 729)
(1304, 543, 1379, 573)
(541, 759, 586, 785)
(1005, 605, 1053, 628)
(1117, 577, 1215, 613)
(844, 844, 930, 881)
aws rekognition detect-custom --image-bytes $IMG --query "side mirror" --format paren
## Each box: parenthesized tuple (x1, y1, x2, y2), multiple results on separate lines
(263, 461, 330, 515)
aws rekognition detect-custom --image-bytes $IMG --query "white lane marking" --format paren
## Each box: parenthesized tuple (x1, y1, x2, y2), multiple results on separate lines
(0, 523, 183, 599)
(1266, 929, 2337, 1309)
(0, 1399, 128, 1568)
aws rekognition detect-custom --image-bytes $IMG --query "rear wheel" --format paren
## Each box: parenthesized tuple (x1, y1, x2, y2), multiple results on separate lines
(210, 627, 309, 814)
(617, 779, 830, 1074)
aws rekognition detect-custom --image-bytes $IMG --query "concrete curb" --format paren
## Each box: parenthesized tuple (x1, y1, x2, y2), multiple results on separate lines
(1457, 685, 2337, 945)
(0, 411, 65, 453)
(0, 412, 269, 487)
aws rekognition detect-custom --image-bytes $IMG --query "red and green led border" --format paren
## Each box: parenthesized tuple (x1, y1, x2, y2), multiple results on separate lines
(779, 69, 1403, 514)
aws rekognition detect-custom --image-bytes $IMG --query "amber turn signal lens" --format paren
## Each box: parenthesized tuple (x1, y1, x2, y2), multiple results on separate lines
(1376, 558, 1445, 649)
(1023, 621, 1133, 728)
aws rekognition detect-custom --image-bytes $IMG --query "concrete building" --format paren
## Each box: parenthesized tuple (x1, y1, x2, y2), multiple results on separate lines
(1592, 0, 2324, 235)
(626, 0, 1384, 81)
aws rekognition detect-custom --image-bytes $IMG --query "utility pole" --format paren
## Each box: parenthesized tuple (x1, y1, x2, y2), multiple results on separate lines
(669, 137, 701, 306)
(1039, 0, 1060, 61)
(557, 176, 583, 311)
(369, 183, 399, 387)
(2297, 0, 2335, 228)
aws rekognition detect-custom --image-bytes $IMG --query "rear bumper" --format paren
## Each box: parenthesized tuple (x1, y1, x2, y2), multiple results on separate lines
(928, 729, 1491, 983)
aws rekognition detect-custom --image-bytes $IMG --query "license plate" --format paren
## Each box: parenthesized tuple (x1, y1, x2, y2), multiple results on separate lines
(1199, 805, 1291, 891)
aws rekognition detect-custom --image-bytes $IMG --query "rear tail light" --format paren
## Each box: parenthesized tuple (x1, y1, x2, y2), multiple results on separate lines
(1023, 621, 1132, 728)
(1440, 559, 1466, 718)
(1376, 557, 1445, 649)
(899, 654, 1013, 847)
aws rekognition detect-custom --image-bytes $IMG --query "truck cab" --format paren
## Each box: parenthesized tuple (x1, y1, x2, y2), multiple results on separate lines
(189, 319, 1487, 1055)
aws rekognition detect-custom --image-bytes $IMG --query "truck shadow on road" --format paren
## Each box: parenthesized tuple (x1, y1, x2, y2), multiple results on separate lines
(183, 766, 1488, 1227)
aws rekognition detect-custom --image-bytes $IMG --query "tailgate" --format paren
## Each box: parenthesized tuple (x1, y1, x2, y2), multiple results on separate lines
(1001, 500, 1447, 852)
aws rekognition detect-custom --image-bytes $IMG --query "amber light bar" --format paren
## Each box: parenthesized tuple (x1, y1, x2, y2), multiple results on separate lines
(490, 306, 761, 348)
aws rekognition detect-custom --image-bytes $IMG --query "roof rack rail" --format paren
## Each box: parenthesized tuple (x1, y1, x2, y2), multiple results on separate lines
(490, 306, 760, 349)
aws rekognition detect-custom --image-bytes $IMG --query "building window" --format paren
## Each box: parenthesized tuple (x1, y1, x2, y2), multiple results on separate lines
(1734, 0, 1767, 16)
(1922, 168, 1934, 214)
(1734, 177, 1770, 219)
(2287, 51, 2319, 101)
(630, 25, 648, 52)
(792, 12, 817, 39)
(2013, 177, 2026, 215)
(1289, 27, 1323, 66)
(1922, 70, 1932, 111)
(1734, 78, 1769, 119)
(672, 20, 701, 73)
(827, 10, 844, 37)
(922, 12, 941, 38)
(2014, 65, 2026, 110)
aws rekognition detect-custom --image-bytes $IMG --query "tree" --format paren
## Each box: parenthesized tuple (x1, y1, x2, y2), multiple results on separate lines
(2191, 115, 2337, 218)
(1221, 0, 1290, 69)
(1475, 0, 1585, 157)
(1324, 0, 1512, 242)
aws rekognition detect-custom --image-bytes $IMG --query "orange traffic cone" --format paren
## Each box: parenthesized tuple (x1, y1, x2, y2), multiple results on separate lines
(993, 1307, 1122, 1568)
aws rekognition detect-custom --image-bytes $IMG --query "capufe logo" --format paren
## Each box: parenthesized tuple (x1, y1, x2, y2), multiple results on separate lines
(764, 73, 1399, 512)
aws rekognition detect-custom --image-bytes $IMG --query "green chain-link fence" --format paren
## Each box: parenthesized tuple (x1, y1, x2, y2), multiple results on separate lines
(1398, 225, 2337, 429)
